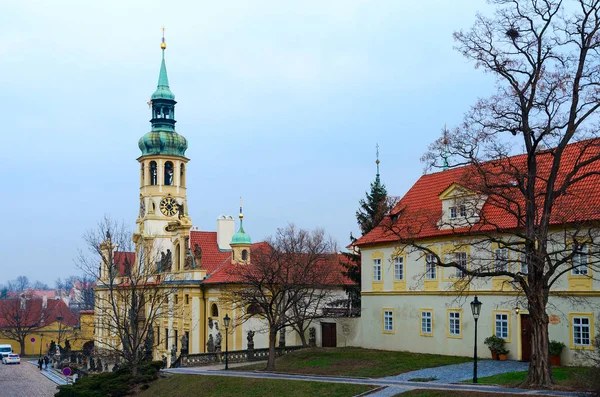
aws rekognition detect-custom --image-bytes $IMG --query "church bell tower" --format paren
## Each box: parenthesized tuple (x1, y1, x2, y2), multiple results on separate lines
(134, 30, 192, 274)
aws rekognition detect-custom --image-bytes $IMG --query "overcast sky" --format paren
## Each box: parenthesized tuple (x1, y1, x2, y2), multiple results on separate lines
(1, 0, 496, 284)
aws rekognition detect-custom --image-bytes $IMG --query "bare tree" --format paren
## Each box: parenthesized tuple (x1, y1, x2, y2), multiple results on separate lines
(14, 276, 30, 292)
(406, 0, 600, 388)
(78, 215, 177, 375)
(0, 298, 49, 355)
(224, 224, 340, 370)
(32, 281, 50, 290)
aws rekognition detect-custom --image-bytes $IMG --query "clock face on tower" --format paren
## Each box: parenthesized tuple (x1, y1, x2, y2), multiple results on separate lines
(160, 197, 178, 217)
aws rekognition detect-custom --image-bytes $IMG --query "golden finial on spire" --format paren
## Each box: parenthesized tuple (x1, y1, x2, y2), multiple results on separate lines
(160, 26, 167, 50)
(239, 197, 244, 219)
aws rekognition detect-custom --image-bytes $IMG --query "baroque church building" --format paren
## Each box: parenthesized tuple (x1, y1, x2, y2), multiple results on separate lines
(94, 35, 353, 363)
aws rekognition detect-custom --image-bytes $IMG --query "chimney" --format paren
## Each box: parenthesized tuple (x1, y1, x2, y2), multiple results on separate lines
(42, 294, 47, 309)
(217, 215, 235, 250)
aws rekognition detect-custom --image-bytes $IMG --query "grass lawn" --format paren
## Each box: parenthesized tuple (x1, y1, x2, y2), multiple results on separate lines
(466, 366, 589, 391)
(237, 347, 472, 378)
(399, 390, 527, 397)
(136, 374, 374, 397)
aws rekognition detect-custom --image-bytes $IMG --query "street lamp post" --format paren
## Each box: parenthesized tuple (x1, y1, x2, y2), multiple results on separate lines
(223, 314, 230, 370)
(470, 296, 482, 384)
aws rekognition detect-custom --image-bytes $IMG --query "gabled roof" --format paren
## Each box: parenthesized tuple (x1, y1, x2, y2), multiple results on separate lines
(0, 298, 78, 328)
(356, 138, 600, 246)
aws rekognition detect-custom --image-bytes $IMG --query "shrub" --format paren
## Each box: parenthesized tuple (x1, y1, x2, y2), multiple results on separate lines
(483, 335, 505, 352)
(54, 360, 163, 397)
(549, 340, 566, 356)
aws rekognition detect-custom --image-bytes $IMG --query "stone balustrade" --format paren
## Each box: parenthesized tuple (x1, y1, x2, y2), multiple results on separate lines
(179, 346, 303, 367)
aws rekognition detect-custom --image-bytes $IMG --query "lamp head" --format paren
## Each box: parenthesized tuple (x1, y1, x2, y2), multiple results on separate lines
(470, 296, 482, 319)
(223, 313, 231, 328)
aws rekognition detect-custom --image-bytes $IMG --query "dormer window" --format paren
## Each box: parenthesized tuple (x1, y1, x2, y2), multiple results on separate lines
(438, 183, 487, 230)
(450, 207, 457, 219)
(450, 205, 467, 219)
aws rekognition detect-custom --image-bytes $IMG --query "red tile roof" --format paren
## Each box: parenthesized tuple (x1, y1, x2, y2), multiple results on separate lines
(356, 138, 600, 246)
(0, 298, 78, 328)
(189, 231, 232, 275)
(188, 232, 354, 286)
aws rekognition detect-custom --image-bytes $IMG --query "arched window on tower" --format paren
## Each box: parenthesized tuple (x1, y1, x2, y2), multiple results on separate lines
(164, 161, 174, 186)
(150, 161, 157, 185)
(175, 244, 181, 271)
(211, 304, 219, 318)
(242, 249, 248, 261)
(180, 164, 186, 187)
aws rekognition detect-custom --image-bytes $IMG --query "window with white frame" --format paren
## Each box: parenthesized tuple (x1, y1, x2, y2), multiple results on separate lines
(459, 204, 467, 217)
(494, 248, 508, 272)
(425, 254, 437, 280)
(495, 313, 509, 339)
(421, 310, 433, 335)
(394, 257, 404, 281)
(455, 251, 467, 278)
(519, 250, 528, 274)
(449, 207, 457, 219)
(384, 310, 394, 332)
(373, 258, 382, 281)
(572, 244, 589, 276)
(449, 311, 460, 336)
(573, 316, 591, 346)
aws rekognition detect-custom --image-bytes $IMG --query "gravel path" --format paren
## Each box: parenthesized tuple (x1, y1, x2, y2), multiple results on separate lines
(382, 359, 529, 383)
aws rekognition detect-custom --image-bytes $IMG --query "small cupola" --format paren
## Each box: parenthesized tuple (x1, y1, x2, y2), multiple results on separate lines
(231, 199, 251, 264)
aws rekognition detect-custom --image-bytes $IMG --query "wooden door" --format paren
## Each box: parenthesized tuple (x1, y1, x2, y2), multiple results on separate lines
(321, 323, 337, 347)
(520, 314, 532, 361)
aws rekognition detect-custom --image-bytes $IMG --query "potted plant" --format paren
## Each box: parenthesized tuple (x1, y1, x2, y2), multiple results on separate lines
(497, 347, 509, 361)
(484, 335, 505, 360)
(549, 340, 565, 366)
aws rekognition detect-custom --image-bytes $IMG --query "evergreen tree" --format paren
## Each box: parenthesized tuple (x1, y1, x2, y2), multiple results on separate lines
(343, 156, 394, 311)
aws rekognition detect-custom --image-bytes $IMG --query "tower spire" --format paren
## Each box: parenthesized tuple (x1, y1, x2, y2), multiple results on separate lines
(139, 29, 187, 157)
(375, 143, 381, 183)
(239, 197, 245, 232)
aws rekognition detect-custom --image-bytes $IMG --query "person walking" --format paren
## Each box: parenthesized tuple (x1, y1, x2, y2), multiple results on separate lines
(43, 355, 49, 369)
(38, 357, 43, 370)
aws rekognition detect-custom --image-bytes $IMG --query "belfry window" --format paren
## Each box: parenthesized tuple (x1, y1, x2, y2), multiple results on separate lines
(242, 249, 248, 261)
(180, 164, 186, 187)
(150, 161, 157, 185)
(165, 161, 174, 186)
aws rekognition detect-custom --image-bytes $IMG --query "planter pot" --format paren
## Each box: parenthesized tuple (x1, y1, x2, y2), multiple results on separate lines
(550, 355, 561, 366)
(498, 354, 508, 361)
(491, 350, 499, 360)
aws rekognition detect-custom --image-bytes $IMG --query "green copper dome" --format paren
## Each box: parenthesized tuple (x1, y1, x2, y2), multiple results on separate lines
(138, 131, 188, 157)
(231, 218, 251, 245)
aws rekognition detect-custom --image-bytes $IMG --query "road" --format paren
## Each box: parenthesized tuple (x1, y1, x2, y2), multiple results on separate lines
(0, 360, 57, 397)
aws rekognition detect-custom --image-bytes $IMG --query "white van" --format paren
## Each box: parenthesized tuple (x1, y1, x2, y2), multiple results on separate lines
(0, 345, 12, 360)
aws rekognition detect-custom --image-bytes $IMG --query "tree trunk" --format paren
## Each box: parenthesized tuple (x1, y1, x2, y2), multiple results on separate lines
(266, 327, 277, 371)
(298, 329, 308, 347)
(19, 339, 25, 356)
(525, 290, 552, 388)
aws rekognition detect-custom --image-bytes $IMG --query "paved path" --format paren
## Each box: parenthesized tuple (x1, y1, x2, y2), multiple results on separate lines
(165, 367, 584, 396)
(0, 360, 58, 397)
(382, 359, 529, 383)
